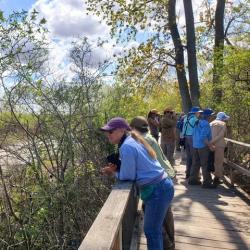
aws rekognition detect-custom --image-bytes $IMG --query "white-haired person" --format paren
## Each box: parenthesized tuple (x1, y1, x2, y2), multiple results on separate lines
(100, 117, 174, 250)
(210, 112, 230, 186)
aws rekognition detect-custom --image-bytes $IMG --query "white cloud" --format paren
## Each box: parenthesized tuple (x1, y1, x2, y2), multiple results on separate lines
(32, 0, 110, 39)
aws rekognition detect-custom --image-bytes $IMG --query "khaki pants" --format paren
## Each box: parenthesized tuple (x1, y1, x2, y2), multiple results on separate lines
(214, 147, 225, 178)
(161, 141, 175, 166)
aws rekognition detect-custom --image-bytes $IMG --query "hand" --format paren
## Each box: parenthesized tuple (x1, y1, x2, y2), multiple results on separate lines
(101, 163, 117, 176)
(209, 144, 216, 151)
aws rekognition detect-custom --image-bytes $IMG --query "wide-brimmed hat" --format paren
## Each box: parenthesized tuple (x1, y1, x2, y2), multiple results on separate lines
(150, 109, 159, 114)
(189, 106, 203, 114)
(100, 117, 131, 131)
(216, 112, 230, 121)
(203, 108, 215, 117)
(164, 107, 174, 114)
(130, 116, 149, 130)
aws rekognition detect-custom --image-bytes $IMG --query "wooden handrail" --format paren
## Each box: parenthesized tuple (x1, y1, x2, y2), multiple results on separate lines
(224, 138, 250, 188)
(78, 181, 138, 250)
(225, 138, 250, 148)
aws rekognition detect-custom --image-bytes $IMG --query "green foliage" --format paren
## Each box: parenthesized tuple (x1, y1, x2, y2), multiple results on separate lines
(100, 79, 182, 124)
(200, 46, 250, 142)
(0, 13, 112, 249)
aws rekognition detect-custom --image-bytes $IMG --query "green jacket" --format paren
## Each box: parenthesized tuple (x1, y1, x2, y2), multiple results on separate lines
(143, 132, 176, 178)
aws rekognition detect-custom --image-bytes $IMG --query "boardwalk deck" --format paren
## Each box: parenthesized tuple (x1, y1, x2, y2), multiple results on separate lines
(137, 154, 250, 250)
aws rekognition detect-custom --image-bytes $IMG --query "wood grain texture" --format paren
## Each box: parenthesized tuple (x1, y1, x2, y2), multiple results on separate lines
(137, 152, 250, 250)
(79, 182, 134, 250)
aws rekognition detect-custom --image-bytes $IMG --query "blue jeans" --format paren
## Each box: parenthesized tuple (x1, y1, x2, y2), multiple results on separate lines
(144, 178, 174, 250)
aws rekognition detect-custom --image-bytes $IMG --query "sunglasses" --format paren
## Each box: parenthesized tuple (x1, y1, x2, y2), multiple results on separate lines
(165, 111, 173, 114)
(107, 129, 116, 134)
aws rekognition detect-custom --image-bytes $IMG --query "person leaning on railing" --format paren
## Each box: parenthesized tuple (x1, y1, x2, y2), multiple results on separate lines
(130, 116, 176, 250)
(100, 117, 174, 250)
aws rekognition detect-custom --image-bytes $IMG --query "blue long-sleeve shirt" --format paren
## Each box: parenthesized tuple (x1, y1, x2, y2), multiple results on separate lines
(192, 119, 212, 149)
(117, 136, 166, 186)
(181, 114, 197, 136)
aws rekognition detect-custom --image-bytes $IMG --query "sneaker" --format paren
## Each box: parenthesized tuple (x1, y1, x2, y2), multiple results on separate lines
(188, 180, 201, 185)
(213, 177, 220, 187)
(202, 183, 216, 189)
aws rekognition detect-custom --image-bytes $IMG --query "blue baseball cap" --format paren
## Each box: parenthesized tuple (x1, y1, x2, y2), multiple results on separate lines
(101, 117, 131, 131)
(189, 106, 203, 114)
(216, 112, 230, 121)
(203, 108, 215, 116)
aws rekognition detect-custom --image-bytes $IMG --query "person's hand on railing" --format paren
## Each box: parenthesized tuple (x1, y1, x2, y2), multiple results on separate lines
(101, 163, 117, 176)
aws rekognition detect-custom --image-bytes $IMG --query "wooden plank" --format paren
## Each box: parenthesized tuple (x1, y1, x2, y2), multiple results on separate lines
(174, 214, 250, 233)
(227, 161, 250, 177)
(175, 217, 250, 233)
(139, 235, 249, 250)
(173, 210, 249, 227)
(172, 205, 250, 220)
(174, 224, 250, 245)
(138, 152, 250, 250)
(173, 194, 250, 207)
(79, 182, 133, 250)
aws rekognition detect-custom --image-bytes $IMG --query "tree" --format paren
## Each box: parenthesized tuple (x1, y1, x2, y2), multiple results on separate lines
(0, 12, 112, 249)
(86, 0, 200, 112)
(168, 0, 192, 112)
(183, 0, 200, 106)
(197, 0, 249, 105)
(213, 0, 226, 103)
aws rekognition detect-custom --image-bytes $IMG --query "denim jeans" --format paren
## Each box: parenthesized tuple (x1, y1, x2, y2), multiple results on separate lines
(144, 178, 174, 250)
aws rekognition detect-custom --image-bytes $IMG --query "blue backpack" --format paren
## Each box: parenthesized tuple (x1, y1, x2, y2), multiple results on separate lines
(176, 117, 184, 131)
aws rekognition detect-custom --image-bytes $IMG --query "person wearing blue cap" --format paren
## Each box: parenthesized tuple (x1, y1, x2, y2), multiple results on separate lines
(100, 117, 174, 250)
(181, 107, 203, 179)
(189, 108, 215, 188)
(210, 112, 230, 186)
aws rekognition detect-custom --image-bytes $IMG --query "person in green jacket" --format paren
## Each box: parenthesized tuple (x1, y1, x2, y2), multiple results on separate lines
(130, 116, 176, 250)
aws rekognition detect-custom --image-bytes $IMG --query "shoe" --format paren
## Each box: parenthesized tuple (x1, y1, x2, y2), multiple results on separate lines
(164, 242, 175, 250)
(188, 180, 201, 185)
(213, 177, 220, 187)
(202, 183, 216, 189)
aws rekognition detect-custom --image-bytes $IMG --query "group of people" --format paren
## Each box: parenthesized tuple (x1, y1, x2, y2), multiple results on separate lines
(181, 107, 230, 188)
(99, 106, 230, 249)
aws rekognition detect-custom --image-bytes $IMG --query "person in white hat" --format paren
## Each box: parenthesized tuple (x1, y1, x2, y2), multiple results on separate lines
(210, 112, 230, 186)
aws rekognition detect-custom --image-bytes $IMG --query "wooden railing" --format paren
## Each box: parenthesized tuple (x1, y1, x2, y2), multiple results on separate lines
(224, 138, 250, 189)
(78, 181, 138, 250)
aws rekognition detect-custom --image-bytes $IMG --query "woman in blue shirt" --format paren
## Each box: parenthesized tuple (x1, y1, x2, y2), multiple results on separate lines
(101, 117, 174, 250)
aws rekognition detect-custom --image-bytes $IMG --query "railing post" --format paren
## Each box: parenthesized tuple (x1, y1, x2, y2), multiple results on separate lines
(121, 184, 138, 250)
(229, 166, 235, 188)
(78, 182, 138, 250)
(113, 225, 122, 250)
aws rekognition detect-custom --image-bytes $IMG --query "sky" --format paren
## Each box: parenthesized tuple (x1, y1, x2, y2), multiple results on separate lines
(0, 0, 204, 81)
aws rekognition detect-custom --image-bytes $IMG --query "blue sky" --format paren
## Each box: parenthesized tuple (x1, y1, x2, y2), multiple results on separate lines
(0, 0, 205, 82)
(0, 0, 35, 15)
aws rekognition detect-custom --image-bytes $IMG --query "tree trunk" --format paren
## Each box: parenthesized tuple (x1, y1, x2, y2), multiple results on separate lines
(168, 0, 192, 113)
(213, 0, 225, 104)
(183, 0, 200, 106)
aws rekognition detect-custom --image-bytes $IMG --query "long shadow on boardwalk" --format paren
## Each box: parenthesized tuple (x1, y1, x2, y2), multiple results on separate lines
(172, 162, 250, 250)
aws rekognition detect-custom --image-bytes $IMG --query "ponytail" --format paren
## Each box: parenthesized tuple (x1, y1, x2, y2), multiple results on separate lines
(130, 131, 157, 160)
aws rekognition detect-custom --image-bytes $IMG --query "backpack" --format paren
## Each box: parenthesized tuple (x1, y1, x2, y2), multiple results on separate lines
(176, 117, 184, 131)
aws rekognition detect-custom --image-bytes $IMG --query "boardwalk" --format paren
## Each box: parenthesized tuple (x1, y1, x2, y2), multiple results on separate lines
(138, 154, 250, 250)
